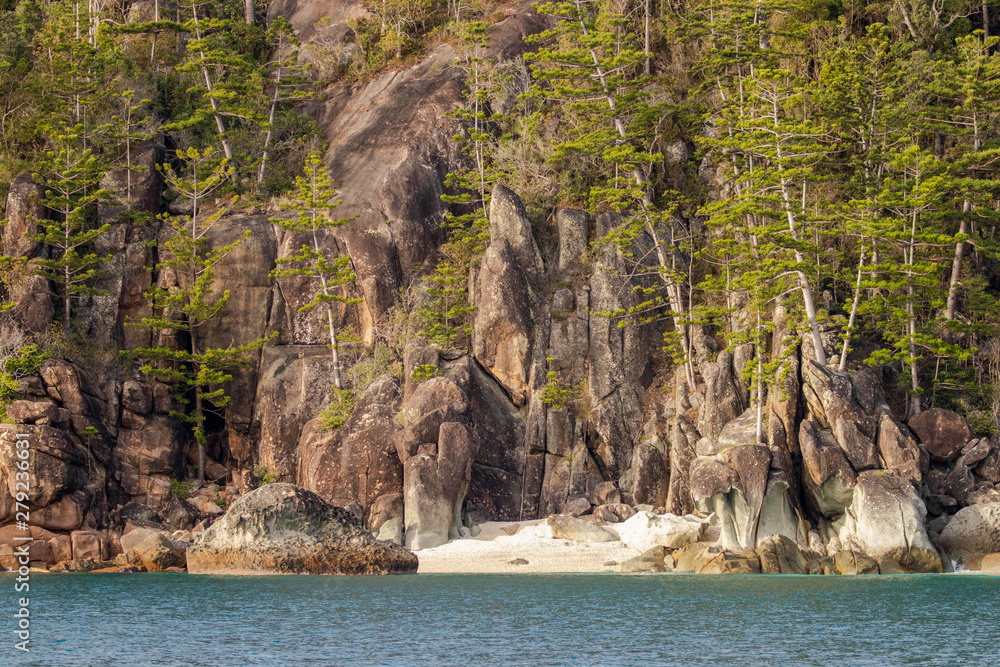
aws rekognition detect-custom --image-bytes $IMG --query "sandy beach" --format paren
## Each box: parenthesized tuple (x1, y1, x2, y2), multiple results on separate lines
(415, 520, 647, 574)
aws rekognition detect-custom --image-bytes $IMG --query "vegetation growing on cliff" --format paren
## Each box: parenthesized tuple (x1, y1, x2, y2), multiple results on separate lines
(2, 0, 1000, 448)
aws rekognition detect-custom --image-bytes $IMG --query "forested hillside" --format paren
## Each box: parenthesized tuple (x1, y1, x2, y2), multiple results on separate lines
(1, 0, 1000, 571)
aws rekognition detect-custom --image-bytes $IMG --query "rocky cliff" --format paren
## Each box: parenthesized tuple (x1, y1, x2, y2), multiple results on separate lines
(3, 0, 1000, 573)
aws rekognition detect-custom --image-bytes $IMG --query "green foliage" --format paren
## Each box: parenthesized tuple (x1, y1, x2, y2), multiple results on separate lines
(319, 388, 357, 431)
(540, 357, 580, 410)
(417, 260, 475, 349)
(170, 479, 195, 499)
(251, 464, 278, 485)
(410, 363, 439, 382)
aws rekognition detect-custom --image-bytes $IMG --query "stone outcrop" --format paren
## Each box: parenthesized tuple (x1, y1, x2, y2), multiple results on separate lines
(937, 503, 1000, 558)
(837, 472, 942, 573)
(186, 484, 418, 574)
(615, 511, 704, 551)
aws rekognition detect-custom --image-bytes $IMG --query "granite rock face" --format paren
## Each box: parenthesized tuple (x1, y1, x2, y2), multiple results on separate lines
(186, 484, 418, 574)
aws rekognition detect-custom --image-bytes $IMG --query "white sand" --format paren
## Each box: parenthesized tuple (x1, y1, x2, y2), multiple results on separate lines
(415, 520, 645, 574)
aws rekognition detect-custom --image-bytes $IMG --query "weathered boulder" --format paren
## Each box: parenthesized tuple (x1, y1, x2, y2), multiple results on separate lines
(0, 425, 88, 508)
(590, 481, 621, 507)
(981, 553, 1000, 574)
(592, 503, 636, 524)
(71, 530, 108, 561)
(799, 418, 857, 517)
(403, 422, 476, 550)
(692, 444, 771, 551)
(185, 484, 418, 574)
(837, 472, 941, 572)
(547, 514, 618, 543)
(937, 503, 1000, 557)
(160, 497, 200, 531)
(756, 534, 807, 574)
(908, 408, 973, 462)
(616, 510, 704, 552)
(32, 495, 84, 531)
(876, 413, 927, 485)
(666, 416, 698, 516)
(834, 549, 879, 575)
(620, 547, 670, 573)
(677, 544, 761, 574)
(126, 531, 186, 572)
(629, 440, 669, 507)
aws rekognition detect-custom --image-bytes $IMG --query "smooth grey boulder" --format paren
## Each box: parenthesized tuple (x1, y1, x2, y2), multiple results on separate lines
(838, 472, 942, 573)
(938, 502, 1000, 556)
(186, 484, 418, 574)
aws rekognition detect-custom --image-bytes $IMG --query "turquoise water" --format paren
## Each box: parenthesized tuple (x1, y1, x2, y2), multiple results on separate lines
(5, 573, 999, 666)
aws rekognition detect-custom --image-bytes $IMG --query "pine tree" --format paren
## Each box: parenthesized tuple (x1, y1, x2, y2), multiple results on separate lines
(269, 151, 361, 391)
(129, 147, 271, 481)
(440, 19, 502, 272)
(160, 0, 266, 163)
(257, 17, 313, 188)
(107, 89, 156, 210)
(28, 122, 112, 332)
(701, 68, 834, 367)
(526, 0, 696, 385)
(417, 260, 474, 349)
(927, 31, 1000, 330)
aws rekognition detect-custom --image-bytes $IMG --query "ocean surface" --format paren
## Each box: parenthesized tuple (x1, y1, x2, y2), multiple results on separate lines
(4, 572, 999, 666)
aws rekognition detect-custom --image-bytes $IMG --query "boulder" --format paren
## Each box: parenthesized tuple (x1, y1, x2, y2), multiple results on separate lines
(666, 417, 698, 516)
(755, 534, 807, 574)
(5, 401, 70, 425)
(592, 503, 636, 524)
(563, 496, 591, 517)
(0, 425, 89, 508)
(838, 472, 942, 573)
(620, 547, 670, 573)
(615, 510, 705, 552)
(698, 549, 761, 574)
(127, 532, 186, 572)
(629, 440, 669, 507)
(546, 514, 618, 543)
(833, 550, 879, 575)
(185, 484, 418, 574)
(908, 408, 973, 462)
(32, 495, 85, 531)
(590, 481, 621, 507)
(981, 553, 1000, 574)
(160, 497, 200, 531)
(71, 530, 108, 561)
(938, 503, 1000, 556)
(403, 422, 476, 550)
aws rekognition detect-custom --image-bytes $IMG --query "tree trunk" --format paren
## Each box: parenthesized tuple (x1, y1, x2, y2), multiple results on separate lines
(839, 245, 865, 373)
(244, 0, 255, 25)
(192, 7, 234, 160)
